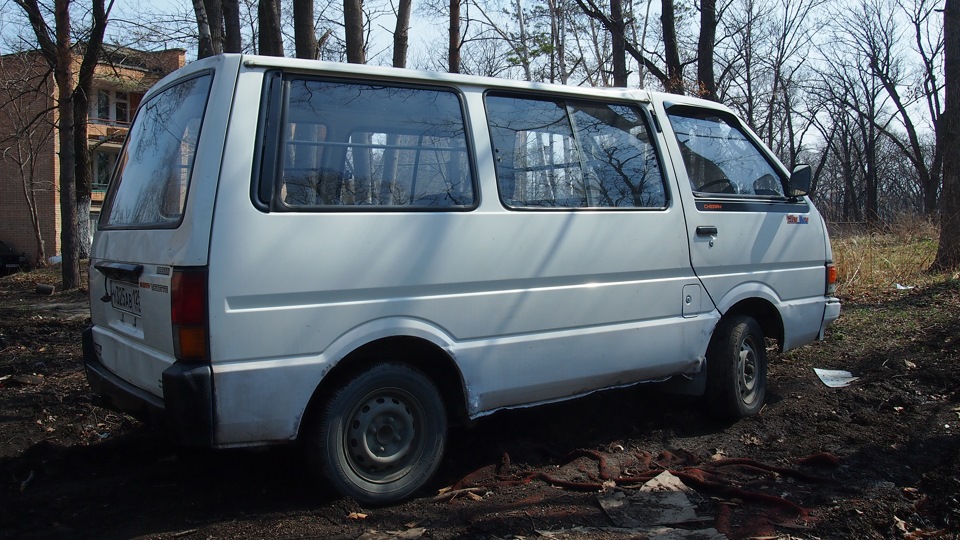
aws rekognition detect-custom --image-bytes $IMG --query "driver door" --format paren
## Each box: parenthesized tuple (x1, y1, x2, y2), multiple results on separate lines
(659, 103, 828, 320)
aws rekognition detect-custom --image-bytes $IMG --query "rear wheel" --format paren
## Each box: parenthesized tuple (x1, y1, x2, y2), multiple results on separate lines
(706, 315, 767, 420)
(309, 363, 447, 505)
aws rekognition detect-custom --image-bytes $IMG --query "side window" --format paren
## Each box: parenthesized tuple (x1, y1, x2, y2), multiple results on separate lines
(486, 93, 666, 209)
(486, 96, 584, 207)
(570, 103, 666, 208)
(666, 107, 785, 197)
(278, 80, 474, 209)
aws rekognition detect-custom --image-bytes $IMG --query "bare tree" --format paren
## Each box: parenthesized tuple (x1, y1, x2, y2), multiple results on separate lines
(934, 0, 959, 268)
(833, 0, 943, 216)
(294, 0, 319, 58)
(449, 0, 461, 72)
(74, 0, 114, 259)
(206, 0, 226, 53)
(660, 0, 683, 93)
(392, 0, 412, 67)
(192, 0, 217, 57)
(573, 0, 671, 88)
(344, 0, 366, 63)
(259, 0, 284, 56)
(14, 0, 113, 289)
(223, 0, 242, 52)
(0, 54, 55, 266)
(697, 0, 717, 98)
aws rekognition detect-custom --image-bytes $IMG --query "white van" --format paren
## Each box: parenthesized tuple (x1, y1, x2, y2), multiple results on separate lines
(84, 54, 840, 504)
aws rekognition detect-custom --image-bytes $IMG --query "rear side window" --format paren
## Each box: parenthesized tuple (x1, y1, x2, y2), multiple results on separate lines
(272, 79, 475, 209)
(666, 108, 786, 197)
(485, 93, 666, 209)
(101, 74, 212, 228)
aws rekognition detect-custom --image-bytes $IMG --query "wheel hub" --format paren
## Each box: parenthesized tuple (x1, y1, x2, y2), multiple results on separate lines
(347, 394, 418, 480)
(737, 339, 758, 403)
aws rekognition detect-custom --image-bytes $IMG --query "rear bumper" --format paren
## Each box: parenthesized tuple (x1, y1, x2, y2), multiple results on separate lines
(819, 297, 841, 339)
(82, 327, 215, 446)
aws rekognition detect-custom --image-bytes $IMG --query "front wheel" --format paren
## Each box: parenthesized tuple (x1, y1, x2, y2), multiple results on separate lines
(308, 363, 447, 505)
(705, 315, 768, 420)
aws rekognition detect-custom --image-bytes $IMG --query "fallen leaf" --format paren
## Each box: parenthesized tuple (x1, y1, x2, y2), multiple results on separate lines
(347, 512, 368, 520)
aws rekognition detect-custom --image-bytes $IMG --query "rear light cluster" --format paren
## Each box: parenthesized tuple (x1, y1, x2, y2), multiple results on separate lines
(825, 262, 838, 296)
(172, 268, 209, 363)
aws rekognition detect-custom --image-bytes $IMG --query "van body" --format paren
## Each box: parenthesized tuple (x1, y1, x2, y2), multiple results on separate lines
(84, 54, 840, 504)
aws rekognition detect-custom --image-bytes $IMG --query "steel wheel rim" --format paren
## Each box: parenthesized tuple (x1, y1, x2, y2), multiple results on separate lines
(737, 336, 760, 405)
(344, 389, 423, 484)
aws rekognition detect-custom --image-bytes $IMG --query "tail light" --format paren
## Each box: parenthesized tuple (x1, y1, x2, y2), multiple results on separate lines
(825, 262, 837, 296)
(171, 268, 209, 363)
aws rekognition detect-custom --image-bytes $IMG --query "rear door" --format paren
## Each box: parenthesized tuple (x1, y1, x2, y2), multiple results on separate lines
(88, 56, 236, 397)
(655, 101, 829, 348)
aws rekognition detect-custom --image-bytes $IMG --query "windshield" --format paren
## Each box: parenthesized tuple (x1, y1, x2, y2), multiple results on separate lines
(101, 73, 213, 228)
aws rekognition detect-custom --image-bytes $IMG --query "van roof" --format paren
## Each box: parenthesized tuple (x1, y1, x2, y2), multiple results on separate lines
(153, 53, 735, 115)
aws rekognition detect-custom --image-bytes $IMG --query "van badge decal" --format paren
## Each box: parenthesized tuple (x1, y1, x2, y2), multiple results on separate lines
(157, 266, 171, 276)
(786, 214, 809, 224)
(704, 203, 723, 210)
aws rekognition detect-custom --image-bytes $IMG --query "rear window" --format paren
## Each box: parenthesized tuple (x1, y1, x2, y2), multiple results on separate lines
(101, 74, 213, 228)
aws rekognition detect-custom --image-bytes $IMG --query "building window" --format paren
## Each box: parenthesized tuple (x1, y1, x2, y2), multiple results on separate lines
(93, 150, 118, 191)
(92, 89, 131, 125)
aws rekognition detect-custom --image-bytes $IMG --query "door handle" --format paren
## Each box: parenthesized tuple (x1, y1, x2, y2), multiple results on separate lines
(696, 226, 718, 237)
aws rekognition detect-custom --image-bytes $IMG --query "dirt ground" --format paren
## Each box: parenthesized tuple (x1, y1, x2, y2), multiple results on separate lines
(1, 268, 959, 539)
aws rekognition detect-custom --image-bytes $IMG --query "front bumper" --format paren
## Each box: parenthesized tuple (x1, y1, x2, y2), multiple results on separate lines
(82, 327, 216, 446)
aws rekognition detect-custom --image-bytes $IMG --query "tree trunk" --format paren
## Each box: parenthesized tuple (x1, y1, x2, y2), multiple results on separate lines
(610, 0, 627, 87)
(661, 0, 684, 94)
(344, 0, 365, 63)
(294, 0, 318, 59)
(934, 0, 960, 269)
(73, 0, 111, 260)
(547, 0, 568, 84)
(222, 0, 242, 53)
(192, 0, 215, 58)
(449, 0, 460, 73)
(514, 0, 532, 80)
(865, 126, 879, 226)
(393, 0, 412, 68)
(55, 0, 80, 288)
(697, 0, 716, 99)
(18, 145, 47, 266)
(259, 0, 284, 56)
(205, 0, 225, 55)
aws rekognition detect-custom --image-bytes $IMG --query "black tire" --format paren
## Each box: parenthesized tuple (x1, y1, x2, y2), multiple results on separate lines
(310, 363, 447, 505)
(705, 315, 767, 420)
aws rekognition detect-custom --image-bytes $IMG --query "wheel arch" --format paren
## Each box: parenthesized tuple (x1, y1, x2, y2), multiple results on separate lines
(720, 296, 784, 352)
(298, 334, 470, 441)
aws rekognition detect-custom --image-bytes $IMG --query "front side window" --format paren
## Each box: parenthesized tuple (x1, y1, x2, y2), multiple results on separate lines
(275, 79, 474, 209)
(667, 108, 785, 197)
(486, 93, 666, 209)
(101, 74, 212, 228)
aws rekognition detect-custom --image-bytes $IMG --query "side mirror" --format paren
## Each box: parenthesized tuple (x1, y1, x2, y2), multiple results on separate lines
(788, 164, 812, 197)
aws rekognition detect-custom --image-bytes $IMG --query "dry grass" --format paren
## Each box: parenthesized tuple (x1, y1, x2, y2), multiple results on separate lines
(830, 217, 944, 297)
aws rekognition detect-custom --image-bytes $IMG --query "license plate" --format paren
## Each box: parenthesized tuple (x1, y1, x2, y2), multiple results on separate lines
(109, 280, 142, 316)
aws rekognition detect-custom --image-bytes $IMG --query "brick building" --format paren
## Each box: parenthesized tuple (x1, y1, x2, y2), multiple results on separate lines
(0, 46, 185, 267)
